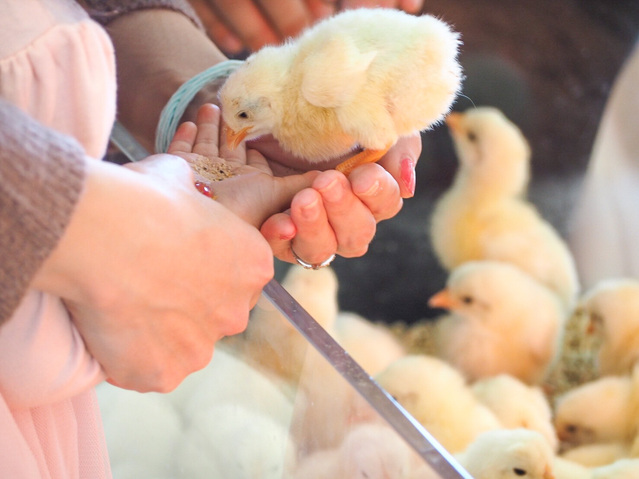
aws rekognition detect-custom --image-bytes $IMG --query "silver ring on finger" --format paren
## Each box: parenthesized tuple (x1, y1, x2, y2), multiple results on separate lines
(291, 247, 336, 270)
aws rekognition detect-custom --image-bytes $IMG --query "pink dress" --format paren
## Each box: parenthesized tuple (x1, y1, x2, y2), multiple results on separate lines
(0, 1, 117, 477)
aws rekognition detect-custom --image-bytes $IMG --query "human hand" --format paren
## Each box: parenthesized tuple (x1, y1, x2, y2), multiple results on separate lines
(32, 155, 274, 393)
(259, 134, 421, 265)
(167, 103, 319, 228)
(188, 0, 424, 56)
(172, 102, 419, 267)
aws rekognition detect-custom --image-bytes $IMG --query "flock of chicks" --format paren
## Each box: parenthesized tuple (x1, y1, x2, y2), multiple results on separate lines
(98, 7, 639, 479)
(98, 107, 639, 479)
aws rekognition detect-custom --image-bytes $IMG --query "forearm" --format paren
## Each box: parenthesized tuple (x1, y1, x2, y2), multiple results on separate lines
(97, 8, 228, 152)
(0, 100, 86, 325)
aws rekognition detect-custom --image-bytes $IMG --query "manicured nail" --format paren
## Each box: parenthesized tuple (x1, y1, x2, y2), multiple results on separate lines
(400, 158, 416, 197)
(194, 181, 212, 198)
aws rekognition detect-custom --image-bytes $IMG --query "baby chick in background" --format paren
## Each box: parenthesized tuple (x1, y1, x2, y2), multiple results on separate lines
(429, 107, 579, 309)
(333, 311, 406, 376)
(219, 8, 462, 175)
(412, 429, 556, 479)
(554, 457, 639, 479)
(375, 354, 502, 453)
(577, 278, 639, 376)
(471, 374, 559, 451)
(560, 442, 631, 468)
(234, 265, 340, 383)
(293, 423, 422, 479)
(553, 372, 639, 450)
(455, 429, 555, 479)
(428, 260, 567, 385)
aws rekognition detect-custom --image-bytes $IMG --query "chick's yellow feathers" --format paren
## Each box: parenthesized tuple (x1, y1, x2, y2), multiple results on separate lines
(219, 8, 462, 168)
(300, 34, 377, 109)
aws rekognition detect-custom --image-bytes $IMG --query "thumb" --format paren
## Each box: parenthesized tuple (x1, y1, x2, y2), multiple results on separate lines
(214, 170, 319, 228)
(124, 154, 196, 188)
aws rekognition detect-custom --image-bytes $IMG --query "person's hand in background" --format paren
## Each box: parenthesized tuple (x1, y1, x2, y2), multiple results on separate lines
(188, 0, 424, 56)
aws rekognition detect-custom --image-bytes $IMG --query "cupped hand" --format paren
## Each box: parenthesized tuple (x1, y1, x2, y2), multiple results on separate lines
(259, 134, 421, 266)
(167, 103, 319, 228)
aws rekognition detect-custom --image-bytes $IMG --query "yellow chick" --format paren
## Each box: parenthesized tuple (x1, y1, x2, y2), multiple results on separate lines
(553, 373, 639, 449)
(375, 354, 502, 453)
(429, 107, 579, 309)
(577, 278, 639, 376)
(471, 374, 559, 451)
(453, 429, 556, 479)
(429, 260, 567, 385)
(219, 8, 462, 175)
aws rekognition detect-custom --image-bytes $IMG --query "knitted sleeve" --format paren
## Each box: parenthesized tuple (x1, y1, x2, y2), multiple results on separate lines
(0, 100, 86, 325)
(81, 0, 203, 30)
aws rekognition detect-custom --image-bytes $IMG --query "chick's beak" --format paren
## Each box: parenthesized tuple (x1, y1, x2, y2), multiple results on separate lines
(445, 112, 462, 133)
(428, 289, 455, 310)
(226, 126, 252, 150)
(543, 464, 555, 479)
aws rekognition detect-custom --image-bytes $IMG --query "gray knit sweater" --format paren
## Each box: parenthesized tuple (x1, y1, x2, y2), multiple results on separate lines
(0, 0, 201, 324)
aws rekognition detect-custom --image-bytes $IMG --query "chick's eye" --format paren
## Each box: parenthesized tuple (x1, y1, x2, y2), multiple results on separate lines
(467, 131, 477, 142)
(565, 424, 578, 434)
(461, 295, 474, 305)
(237, 111, 249, 119)
(513, 468, 527, 476)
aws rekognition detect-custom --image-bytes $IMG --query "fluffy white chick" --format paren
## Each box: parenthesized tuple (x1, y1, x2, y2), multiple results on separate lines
(429, 107, 579, 309)
(235, 265, 339, 382)
(429, 260, 567, 385)
(577, 278, 639, 376)
(98, 346, 297, 478)
(471, 374, 559, 450)
(175, 403, 297, 479)
(554, 457, 639, 479)
(375, 354, 502, 453)
(294, 423, 423, 479)
(454, 428, 556, 479)
(219, 8, 462, 175)
(333, 311, 406, 376)
(97, 382, 183, 479)
(590, 458, 639, 479)
(560, 442, 631, 468)
(554, 374, 638, 448)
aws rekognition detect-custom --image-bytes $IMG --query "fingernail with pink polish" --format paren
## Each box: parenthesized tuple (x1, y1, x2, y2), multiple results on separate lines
(401, 158, 416, 197)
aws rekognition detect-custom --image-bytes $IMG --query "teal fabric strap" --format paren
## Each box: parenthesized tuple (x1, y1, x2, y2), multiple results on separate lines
(155, 59, 244, 153)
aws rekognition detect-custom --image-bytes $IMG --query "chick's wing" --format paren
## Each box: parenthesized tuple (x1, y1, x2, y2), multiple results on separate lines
(300, 33, 376, 109)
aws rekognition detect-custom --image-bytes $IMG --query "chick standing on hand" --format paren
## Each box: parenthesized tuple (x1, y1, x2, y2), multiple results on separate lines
(429, 107, 579, 308)
(219, 8, 462, 175)
(429, 260, 567, 385)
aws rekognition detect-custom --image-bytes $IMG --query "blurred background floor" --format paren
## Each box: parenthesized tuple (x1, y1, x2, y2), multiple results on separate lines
(276, 0, 639, 325)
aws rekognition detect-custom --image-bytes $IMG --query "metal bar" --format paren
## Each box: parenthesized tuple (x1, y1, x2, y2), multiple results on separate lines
(262, 279, 473, 479)
(109, 121, 474, 479)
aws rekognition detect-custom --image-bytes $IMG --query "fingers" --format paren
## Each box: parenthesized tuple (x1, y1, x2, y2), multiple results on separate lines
(191, 103, 222, 158)
(255, 0, 313, 39)
(304, 0, 336, 19)
(377, 133, 422, 198)
(189, 0, 245, 55)
(262, 164, 405, 263)
(199, 0, 282, 52)
(124, 154, 195, 187)
(349, 162, 403, 221)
